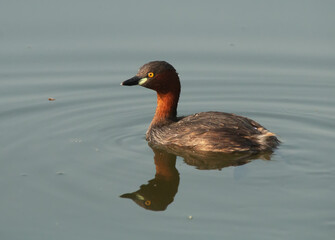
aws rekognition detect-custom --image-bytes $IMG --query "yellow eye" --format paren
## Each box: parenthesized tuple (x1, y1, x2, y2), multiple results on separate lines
(144, 200, 151, 206)
(148, 72, 154, 78)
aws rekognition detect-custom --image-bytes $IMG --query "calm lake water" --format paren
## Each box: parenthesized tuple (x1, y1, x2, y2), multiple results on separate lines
(1, 1, 335, 239)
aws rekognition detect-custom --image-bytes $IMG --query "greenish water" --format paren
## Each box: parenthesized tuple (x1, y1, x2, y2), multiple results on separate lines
(1, 1, 335, 239)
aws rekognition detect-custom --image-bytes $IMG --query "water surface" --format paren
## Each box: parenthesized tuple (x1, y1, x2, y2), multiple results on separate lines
(1, 1, 335, 239)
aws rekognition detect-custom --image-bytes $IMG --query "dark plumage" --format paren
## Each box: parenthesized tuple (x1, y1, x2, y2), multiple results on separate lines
(147, 112, 279, 153)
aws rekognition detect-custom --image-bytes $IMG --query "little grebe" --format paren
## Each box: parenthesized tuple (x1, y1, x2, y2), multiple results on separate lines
(121, 61, 279, 153)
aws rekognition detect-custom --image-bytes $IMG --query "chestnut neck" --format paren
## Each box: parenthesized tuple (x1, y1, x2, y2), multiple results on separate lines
(150, 72, 180, 126)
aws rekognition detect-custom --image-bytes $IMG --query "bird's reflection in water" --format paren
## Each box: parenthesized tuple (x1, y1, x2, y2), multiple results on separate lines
(120, 146, 179, 211)
(121, 144, 275, 211)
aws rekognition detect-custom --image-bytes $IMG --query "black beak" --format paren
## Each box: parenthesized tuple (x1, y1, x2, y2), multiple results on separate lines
(120, 193, 134, 199)
(120, 76, 141, 86)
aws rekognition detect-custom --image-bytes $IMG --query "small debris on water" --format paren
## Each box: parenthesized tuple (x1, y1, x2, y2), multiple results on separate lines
(70, 138, 82, 143)
(188, 215, 193, 220)
(56, 172, 65, 175)
(48, 98, 56, 101)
